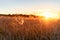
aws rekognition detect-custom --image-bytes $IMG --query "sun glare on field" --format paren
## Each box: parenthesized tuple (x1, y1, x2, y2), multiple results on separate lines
(41, 12, 56, 19)
(37, 10, 60, 20)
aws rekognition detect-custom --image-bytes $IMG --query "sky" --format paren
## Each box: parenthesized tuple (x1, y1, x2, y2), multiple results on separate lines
(0, 0, 60, 14)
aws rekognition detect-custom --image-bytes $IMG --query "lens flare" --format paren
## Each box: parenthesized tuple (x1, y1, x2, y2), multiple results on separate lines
(39, 12, 59, 19)
(42, 12, 54, 18)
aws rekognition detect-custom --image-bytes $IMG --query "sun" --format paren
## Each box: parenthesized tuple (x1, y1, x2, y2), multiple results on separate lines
(42, 12, 54, 19)
(39, 11, 59, 19)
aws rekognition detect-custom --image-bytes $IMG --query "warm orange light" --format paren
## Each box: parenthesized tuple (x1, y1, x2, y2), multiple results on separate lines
(41, 12, 54, 18)
(39, 11, 59, 19)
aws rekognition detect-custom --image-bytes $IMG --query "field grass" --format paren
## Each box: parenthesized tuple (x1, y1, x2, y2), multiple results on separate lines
(0, 15, 60, 40)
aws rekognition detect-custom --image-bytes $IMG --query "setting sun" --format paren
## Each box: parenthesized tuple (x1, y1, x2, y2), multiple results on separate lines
(41, 12, 55, 19)
(37, 10, 60, 19)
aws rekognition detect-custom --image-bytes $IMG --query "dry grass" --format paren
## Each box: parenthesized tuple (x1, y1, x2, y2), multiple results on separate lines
(0, 15, 60, 40)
